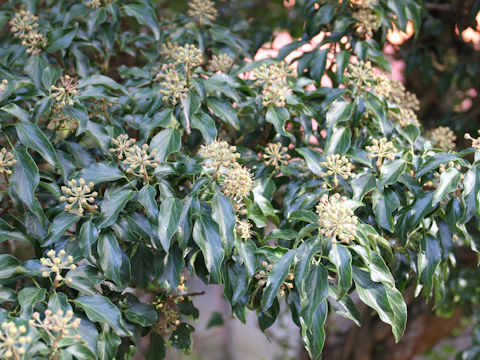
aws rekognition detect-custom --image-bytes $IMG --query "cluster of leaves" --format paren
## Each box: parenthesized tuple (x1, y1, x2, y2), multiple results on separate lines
(0, 0, 479, 359)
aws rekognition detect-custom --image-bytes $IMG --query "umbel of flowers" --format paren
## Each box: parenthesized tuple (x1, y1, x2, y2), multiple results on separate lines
(0, 321, 31, 359)
(316, 193, 358, 242)
(198, 139, 254, 238)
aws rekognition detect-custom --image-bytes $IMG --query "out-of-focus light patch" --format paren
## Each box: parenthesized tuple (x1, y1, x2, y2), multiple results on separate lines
(283, 0, 295, 8)
(454, 88, 477, 112)
(456, 11, 480, 50)
(383, 44, 405, 82)
(387, 21, 414, 45)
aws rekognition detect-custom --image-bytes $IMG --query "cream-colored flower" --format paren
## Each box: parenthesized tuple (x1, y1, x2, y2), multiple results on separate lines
(222, 166, 253, 203)
(160, 42, 179, 60)
(40, 249, 77, 286)
(0, 321, 31, 359)
(353, 8, 379, 37)
(198, 139, 240, 176)
(156, 64, 188, 105)
(428, 126, 456, 151)
(389, 107, 420, 127)
(30, 309, 81, 341)
(263, 142, 291, 169)
(208, 54, 234, 73)
(0, 79, 7, 92)
(255, 261, 294, 296)
(236, 219, 252, 240)
(109, 134, 136, 160)
(345, 60, 375, 91)
(320, 154, 353, 187)
(9, 10, 39, 39)
(0, 149, 16, 175)
(85, 0, 101, 7)
(51, 75, 79, 108)
(316, 193, 357, 242)
(262, 83, 289, 108)
(464, 132, 480, 149)
(373, 74, 392, 98)
(123, 144, 160, 181)
(172, 44, 204, 69)
(60, 178, 98, 214)
(253, 61, 293, 86)
(187, 0, 218, 26)
(21, 31, 47, 55)
(365, 137, 396, 170)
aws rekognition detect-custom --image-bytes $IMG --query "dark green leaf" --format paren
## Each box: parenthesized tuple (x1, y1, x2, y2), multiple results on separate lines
(265, 106, 290, 137)
(96, 189, 134, 229)
(211, 193, 236, 254)
(123, 4, 160, 40)
(150, 128, 181, 162)
(157, 197, 183, 252)
(328, 244, 352, 299)
(18, 287, 46, 319)
(192, 215, 225, 283)
(97, 232, 130, 289)
(75, 295, 130, 337)
(378, 160, 406, 190)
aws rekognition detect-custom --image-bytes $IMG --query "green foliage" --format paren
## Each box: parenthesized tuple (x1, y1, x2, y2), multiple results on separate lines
(0, 0, 479, 359)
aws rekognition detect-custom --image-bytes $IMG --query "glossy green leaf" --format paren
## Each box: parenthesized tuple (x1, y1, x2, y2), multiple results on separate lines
(150, 128, 181, 162)
(192, 215, 225, 283)
(328, 244, 352, 299)
(43, 212, 81, 246)
(76, 163, 125, 184)
(378, 159, 407, 190)
(98, 232, 131, 289)
(123, 3, 160, 40)
(433, 168, 461, 206)
(211, 193, 236, 254)
(157, 197, 183, 251)
(418, 234, 441, 296)
(261, 249, 296, 311)
(75, 295, 130, 337)
(125, 302, 158, 327)
(10, 146, 40, 208)
(207, 97, 239, 129)
(265, 106, 291, 137)
(300, 263, 328, 329)
(96, 189, 134, 229)
(0, 255, 20, 280)
(352, 266, 406, 342)
(18, 287, 46, 319)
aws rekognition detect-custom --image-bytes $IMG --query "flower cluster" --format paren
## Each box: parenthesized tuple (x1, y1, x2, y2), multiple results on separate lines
(9, 10, 38, 39)
(156, 64, 188, 105)
(152, 297, 181, 335)
(110, 134, 137, 159)
(30, 310, 81, 342)
(345, 60, 375, 92)
(172, 44, 204, 70)
(222, 166, 254, 204)
(236, 218, 252, 240)
(123, 144, 160, 181)
(353, 8, 379, 37)
(366, 137, 396, 170)
(0, 79, 7, 92)
(253, 61, 293, 86)
(255, 261, 294, 296)
(316, 194, 358, 242)
(252, 61, 293, 108)
(208, 54, 234, 73)
(198, 139, 241, 176)
(40, 249, 76, 286)
(187, 0, 218, 26)
(0, 321, 31, 359)
(9, 10, 47, 54)
(51, 75, 79, 109)
(464, 132, 480, 149)
(427, 126, 457, 151)
(320, 154, 353, 188)
(60, 178, 98, 214)
(263, 142, 291, 170)
(374, 74, 392, 98)
(160, 42, 179, 60)
(386, 79, 421, 127)
(84, 0, 110, 7)
(199, 140, 253, 231)
(0, 148, 16, 175)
